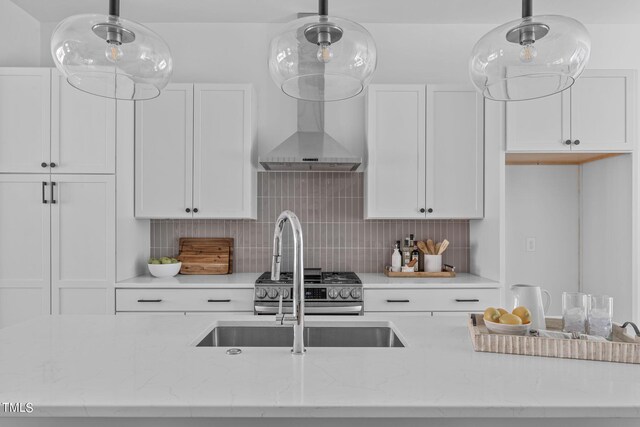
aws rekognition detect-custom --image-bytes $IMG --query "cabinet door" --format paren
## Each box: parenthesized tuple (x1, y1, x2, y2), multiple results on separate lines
(506, 91, 571, 151)
(193, 84, 256, 218)
(51, 175, 115, 315)
(51, 70, 116, 173)
(0, 175, 51, 328)
(0, 68, 51, 173)
(570, 70, 636, 151)
(135, 84, 194, 218)
(365, 85, 426, 219)
(426, 85, 484, 219)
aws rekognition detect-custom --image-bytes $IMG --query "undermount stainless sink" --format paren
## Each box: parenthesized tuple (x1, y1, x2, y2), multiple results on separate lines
(196, 324, 405, 348)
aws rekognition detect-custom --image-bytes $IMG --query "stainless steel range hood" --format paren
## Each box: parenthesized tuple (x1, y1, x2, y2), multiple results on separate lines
(259, 100, 361, 171)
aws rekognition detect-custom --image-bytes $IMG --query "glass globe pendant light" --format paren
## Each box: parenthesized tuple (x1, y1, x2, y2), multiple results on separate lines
(50, 0, 173, 100)
(469, 0, 591, 101)
(268, 0, 377, 102)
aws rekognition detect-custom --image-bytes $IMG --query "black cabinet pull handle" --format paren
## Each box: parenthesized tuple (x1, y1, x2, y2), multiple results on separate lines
(137, 299, 162, 303)
(427, 208, 433, 213)
(455, 299, 480, 303)
(387, 299, 410, 303)
(207, 299, 231, 303)
(193, 208, 199, 213)
(419, 208, 425, 213)
(573, 139, 580, 145)
(50, 162, 56, 168)
(50, 182, 57, 204)
(564, 140, 572, 145)
(185, 208, 191, 213)
(42, 182, 48, 204)
(41, 162, 48, 168)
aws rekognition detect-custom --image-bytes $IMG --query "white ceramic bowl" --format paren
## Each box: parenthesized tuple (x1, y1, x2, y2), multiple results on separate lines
(148, 262, 182, 278)
(484, 319, 531, 336)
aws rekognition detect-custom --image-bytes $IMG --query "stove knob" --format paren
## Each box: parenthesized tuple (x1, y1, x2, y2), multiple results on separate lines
(267, 288, 279, 299)
(328, 288, 339, 299)
(280, 288, 290, 299)
(255, 288, 267, 299)
(350, 288, 362, 299)
(339, 288, 351, 299)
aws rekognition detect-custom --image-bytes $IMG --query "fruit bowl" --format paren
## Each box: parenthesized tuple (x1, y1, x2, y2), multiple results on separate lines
(484, 319, 531, 336)
(148, 262, 182, 278)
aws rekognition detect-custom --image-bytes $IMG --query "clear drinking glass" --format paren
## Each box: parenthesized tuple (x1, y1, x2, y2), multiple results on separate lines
(587, 295, 613, 340)
(562, 292, 587, 334)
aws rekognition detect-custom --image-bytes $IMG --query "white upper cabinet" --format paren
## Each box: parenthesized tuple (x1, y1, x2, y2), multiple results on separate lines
(135, 84, 194, 219)
(193, 84, 256, 218)
(51, 70, 116, 173)
(365, 85, 426, 219)
(0, 68, 50, 173)
(50, 175, 115, 315)
(365, 84, 484, 219)
(426, 85, 484, 219)
(570, 70, 636, 151)
(135, 84, 256, 219)
(506, 91, 570, 151)
(506, 70, 636, 152)
(0, 175, 51, 328)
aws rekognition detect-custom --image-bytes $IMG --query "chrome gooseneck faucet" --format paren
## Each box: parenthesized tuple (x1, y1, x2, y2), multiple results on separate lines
(271, 210, 305, 355)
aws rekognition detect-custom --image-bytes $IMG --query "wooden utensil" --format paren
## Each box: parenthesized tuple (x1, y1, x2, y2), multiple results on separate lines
(417, 241, 429, 255)
(435, 242, 441, 255)
(427, 239, 436, 256)
(437, 239, 449, 255)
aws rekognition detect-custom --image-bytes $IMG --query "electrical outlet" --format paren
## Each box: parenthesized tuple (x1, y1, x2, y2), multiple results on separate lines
(526, 237, 536, 252)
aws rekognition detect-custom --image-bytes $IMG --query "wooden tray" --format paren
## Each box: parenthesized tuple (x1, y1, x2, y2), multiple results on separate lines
(177, 238, 233, 275)
(468, 314, 640, 364)
(384, 269, 456, 278)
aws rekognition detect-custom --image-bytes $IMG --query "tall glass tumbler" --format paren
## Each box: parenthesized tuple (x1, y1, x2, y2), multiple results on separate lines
(587, 295, 613, 340)
(562, 292, 587, 334)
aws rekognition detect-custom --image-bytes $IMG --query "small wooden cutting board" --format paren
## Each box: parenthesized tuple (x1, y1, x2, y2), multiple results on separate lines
(177, 238, 233, 275)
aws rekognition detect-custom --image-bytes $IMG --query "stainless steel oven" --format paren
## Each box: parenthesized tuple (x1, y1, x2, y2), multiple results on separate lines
(254, 270, 363, 316)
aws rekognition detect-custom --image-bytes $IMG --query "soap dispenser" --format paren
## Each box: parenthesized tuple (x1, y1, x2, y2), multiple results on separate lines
(391, 241, 402, 272)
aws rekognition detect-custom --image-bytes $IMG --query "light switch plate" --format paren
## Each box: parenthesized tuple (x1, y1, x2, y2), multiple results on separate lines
(526, 237, 536, 252)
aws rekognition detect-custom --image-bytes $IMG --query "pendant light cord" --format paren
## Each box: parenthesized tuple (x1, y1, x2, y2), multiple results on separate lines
(109, 0, 120, 17)
(522, 0, 532, 18)
(319, 0, 328, 16)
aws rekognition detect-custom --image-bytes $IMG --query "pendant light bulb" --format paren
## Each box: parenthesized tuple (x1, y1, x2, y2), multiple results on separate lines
(519, 43, 537, 63)
(317, 42, 333, 63)
(105, 43, 123, 63)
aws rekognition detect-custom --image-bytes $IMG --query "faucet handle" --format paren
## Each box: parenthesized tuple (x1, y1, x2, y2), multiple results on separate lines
(275, 294, 286, 325)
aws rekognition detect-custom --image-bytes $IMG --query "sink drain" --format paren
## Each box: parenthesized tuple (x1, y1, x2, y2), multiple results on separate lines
(226, 348, 242, 355)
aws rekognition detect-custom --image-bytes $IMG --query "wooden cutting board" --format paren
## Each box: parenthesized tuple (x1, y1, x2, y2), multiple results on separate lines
(177, 238, 233, 275)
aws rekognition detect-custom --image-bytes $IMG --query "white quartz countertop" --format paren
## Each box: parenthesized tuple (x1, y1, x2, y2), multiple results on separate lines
(117, 272, 499, 289)
(1, 313, 639, 420)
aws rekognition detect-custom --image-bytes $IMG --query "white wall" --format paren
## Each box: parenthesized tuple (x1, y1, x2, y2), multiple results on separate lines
(0, 0, 40, 66)
(581, 155, 633, 322)
(506, 165, 581, 316)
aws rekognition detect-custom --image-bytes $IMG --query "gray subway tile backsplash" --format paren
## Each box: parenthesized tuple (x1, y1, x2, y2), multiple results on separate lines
(150, 172, 470, 273)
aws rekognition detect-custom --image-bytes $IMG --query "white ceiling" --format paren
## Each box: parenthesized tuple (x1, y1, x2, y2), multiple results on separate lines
(12, 0, 640, 24)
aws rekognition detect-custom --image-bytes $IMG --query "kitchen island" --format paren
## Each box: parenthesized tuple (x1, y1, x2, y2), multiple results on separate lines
(0, 314, 638, 427)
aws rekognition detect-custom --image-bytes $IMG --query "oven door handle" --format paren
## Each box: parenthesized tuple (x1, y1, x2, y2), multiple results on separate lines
(254, 305, 363, 314)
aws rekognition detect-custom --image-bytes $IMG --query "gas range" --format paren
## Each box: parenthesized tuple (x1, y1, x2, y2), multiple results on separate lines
(254, 269, 363, 315)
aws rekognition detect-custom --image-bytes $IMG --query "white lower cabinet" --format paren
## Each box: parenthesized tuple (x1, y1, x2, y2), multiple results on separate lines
(0, 175, 51, 328)
(116, 288, 254, 313)
(364, 288, 500, 314)
(51, 175, 115, 315)
(0, 174, 115, 327)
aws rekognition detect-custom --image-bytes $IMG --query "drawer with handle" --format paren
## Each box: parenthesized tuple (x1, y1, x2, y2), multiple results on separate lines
(116, 289, 254, 312)
(364, 288, 500, 312)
